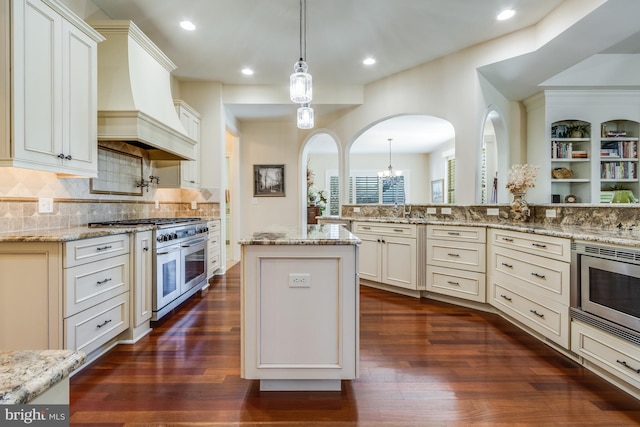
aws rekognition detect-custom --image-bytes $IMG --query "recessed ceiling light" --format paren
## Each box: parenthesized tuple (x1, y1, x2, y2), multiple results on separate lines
(497, 9, 515, 21)
(241, 68, 254, 76)
(363, 57, 376, 66)
(180, 20, 196, 31)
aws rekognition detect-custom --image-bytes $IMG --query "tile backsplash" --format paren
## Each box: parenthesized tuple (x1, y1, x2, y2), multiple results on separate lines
(0, 142, 220, 232)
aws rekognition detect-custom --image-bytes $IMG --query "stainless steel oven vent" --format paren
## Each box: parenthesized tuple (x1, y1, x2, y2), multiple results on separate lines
(572, 241, 640, 265)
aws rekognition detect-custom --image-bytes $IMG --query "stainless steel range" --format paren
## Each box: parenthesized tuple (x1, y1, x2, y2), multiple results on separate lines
(89, 218, 209, 321)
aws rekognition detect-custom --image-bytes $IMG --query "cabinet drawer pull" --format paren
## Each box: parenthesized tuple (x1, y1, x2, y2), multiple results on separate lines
(500, 294, 512, 301)
(502, 237, 514, 242)
(447, 281, 460, 286)
(96, 278, 112, 285)
(393, 228, 404, 233)
(447, 253, 460, 257)
(501, 262, 513, 268)
(616, 360, 640, 374)
(362, 226, 371, 230)
(530, 309, 545, 318)
(97, 319, 112, 329)
(447, 231, 460, 236)
(96, 245, 113, 251)
(532, 243, 547, 248)
(531, 272, 546, 279)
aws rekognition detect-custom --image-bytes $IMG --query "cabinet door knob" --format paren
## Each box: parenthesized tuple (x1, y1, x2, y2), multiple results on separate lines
(57, 153, 65, 159)
(65, 154, 72, 160)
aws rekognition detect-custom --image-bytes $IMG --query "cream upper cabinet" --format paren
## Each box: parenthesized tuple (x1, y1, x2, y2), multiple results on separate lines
(0, 0, 103, 176)
(154, 100, 201, 189)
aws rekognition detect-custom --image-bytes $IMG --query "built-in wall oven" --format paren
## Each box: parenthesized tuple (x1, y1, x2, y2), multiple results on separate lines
(571, 241, 640, 345)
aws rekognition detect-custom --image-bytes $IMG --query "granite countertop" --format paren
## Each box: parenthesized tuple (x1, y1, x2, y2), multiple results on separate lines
(239, 224, 361, 246)
(0, 350, 86, 404)
(343, 217, 640, 247)
(0, 225, 154, 243)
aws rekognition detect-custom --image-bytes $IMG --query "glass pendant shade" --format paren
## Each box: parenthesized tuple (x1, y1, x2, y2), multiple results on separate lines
(290, 60, 312, 103)
(297, 104, 314, 129)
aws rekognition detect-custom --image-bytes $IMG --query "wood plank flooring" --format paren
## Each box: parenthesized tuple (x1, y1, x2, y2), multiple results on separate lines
(69, 262, 640, 426)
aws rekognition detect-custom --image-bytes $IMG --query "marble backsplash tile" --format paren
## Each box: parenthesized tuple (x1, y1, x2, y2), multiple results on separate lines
(0, 199, 220, 232)
(342, 204, 640, 231)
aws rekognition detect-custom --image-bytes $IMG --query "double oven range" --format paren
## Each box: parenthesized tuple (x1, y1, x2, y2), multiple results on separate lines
(89, 218, 209, 321)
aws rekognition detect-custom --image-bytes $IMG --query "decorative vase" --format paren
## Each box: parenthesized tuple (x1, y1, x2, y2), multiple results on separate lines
(510, 192, 530, 221)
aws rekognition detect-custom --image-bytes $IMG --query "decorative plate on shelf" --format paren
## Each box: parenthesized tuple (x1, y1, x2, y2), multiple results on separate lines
(552, 167, 573, 179)
(565, 194, 578, 203)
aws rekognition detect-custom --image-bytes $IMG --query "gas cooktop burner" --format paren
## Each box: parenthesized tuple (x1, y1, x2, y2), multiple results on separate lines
(88, 217, 202, 227)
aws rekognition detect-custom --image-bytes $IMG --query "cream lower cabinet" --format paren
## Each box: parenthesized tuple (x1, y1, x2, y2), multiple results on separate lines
(571, 320, 640, 397)
(426, 225, 486, 303)
(207, 219, 222, 279)
(488, 228, 571, 348)
(0, 0, 103, 176)
(0, 242, 63, 350)
(63, 234, 130, 357)
(352, 222, 418, 293)
(128, 230, 153, 341)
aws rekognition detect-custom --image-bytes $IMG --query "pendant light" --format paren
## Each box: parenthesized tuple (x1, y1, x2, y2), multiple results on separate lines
(378, 138, 402, 180)
(297, 104, 314, 129)
(290, 0, 312, 104)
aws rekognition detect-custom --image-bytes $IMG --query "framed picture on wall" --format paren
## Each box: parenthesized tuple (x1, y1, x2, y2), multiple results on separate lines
(253, 164, 285, 197)
(431, 179, 444, 203)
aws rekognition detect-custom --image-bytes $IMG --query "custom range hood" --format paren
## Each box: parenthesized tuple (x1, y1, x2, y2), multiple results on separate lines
(90, 21, 195, 160)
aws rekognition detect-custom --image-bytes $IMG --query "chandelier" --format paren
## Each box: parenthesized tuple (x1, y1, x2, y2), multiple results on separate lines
(290, 0, 314, 129)
(378, 138, 402, 180)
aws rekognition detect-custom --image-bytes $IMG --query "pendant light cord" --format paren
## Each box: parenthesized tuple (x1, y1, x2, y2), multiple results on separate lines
(299, 0, 307, 61)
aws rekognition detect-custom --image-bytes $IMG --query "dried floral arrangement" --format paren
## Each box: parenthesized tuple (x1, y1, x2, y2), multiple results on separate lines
(506, 164, 540, 194)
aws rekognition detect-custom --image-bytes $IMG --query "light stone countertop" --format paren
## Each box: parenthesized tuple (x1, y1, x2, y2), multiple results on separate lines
(0, 225, 154, 242)
(0, 350, 86, 404)
(239, 224, 361, 245)
(344, 217, 640, 248)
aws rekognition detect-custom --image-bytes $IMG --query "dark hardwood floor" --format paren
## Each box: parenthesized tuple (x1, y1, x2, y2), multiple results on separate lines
(69, 262, 640, 426)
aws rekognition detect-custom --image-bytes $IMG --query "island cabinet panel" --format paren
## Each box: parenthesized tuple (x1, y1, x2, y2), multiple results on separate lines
(241, 243, 359, 391)
(0, 242, 63, 350)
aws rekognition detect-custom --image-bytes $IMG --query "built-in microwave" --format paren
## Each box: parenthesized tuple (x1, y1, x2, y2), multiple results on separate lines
(571, 241, 640, 344)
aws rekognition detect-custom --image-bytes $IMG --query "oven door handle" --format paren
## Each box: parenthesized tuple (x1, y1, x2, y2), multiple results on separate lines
(181, 238, 206, 248)
(156, 246, 181, 255)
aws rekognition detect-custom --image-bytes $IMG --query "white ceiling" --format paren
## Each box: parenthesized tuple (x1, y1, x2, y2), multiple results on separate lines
(86, 0, 640, 153)
(90, 0, 564, 87)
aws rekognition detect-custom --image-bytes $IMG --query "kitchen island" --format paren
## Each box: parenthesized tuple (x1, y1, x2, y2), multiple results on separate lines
(0, 350, 85, 404)
(239, 224, 360, 391)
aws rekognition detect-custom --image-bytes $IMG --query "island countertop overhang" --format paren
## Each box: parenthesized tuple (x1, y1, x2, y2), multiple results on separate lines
(238, 224, 360, 246)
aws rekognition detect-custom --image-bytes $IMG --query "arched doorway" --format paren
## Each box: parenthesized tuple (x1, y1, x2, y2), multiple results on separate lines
(301, 132, 340, 225)
(348, 114, 455, 205)
(480, 109, 509, 204)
